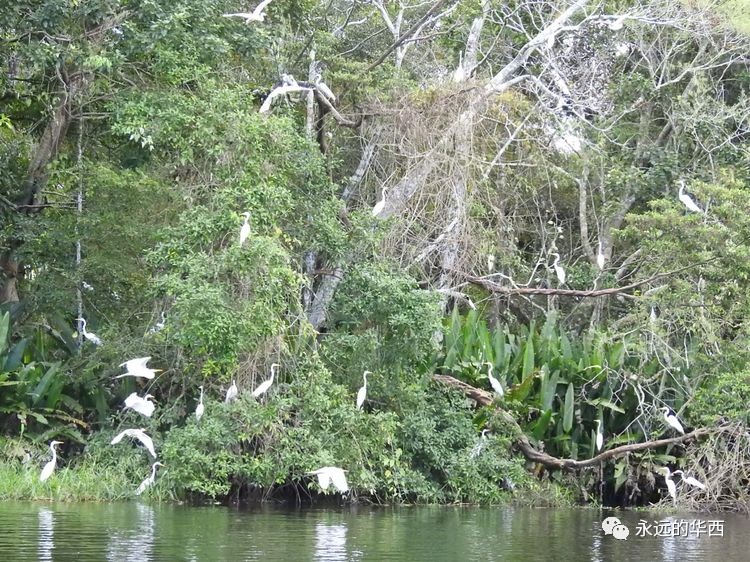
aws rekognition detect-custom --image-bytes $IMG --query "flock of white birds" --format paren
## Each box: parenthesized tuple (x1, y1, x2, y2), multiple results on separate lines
(39, 351, 361, 496)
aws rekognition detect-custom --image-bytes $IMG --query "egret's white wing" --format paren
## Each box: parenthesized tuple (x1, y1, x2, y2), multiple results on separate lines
(252, 379, 272, 398)
(120, 357, 151, 370)
(259, 85, 312, 114)
(316, 471, 331, 491)
(328, 468, 349, 493)
(135, 476, 151, 495)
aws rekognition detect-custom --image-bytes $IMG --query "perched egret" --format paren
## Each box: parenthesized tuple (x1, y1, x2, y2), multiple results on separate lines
(225, 380, 238, 403)
(673, 470, 707, 490)
(595, 419, 604, 452)
(661, 406, 685, 434)
(307, 466, 349, 493)
(223, 0, 276, 23)
(135, 462, 164, 495)
(678, 181, 704, 213)
(148, 312, 166, 334)
(608, 16, 625, 31)
(452, 53, 466, 82)
(77, 318, 102, 346)
(659, 467, 677, 503)
(124, 393, 156, 418)
(470, 429, 490, 459)
(551, 253, 566, 285)
(650, 306, 658, 324)
(356, 371, 369, 410)
(372, 187, 387, 216)
(239, 212, 251, 246)
(596, 241, 605, 270)
(116, 356, 161, 380)
(39, 441, 63, 482)
(546, 33, 555, 49)
(195, 385, 204, 423)
(111, 428, 157, 459)
(253, 363, 278, 398)
(484, 362, 504, 398)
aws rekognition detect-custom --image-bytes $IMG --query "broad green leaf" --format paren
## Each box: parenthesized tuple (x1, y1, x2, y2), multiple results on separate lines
(563, 383, 574, 433)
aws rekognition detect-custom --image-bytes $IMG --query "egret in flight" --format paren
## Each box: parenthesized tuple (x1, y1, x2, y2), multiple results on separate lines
(673, 470, 706, 490)
(253, 363, 278, 398)
(307, 466, 349, 493)
(116, 357, 161, 380)
(659, 466, 677, 503)
(136, 462, 165, 495)
(678, 181, 704, 213)
(356, 371, 369, 410)
(661, 406, 685, 434)
(551, 253, 566, 285)
(111, 428, 157, 459)
(372, 187, 387, 216)
(595, 419, 604, 452)
(124, 393, 156, 418)
(195, 385, 204, 423)
(484, 362, 504, 398)
(223, 0, 276, 23)
(77, 318, 102, 346)
(239, 212, 251, 246)
(225, 380, 238, 403)
(40, 441, 63, 482)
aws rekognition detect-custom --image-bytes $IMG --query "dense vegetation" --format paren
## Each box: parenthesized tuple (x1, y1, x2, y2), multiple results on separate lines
(2, 0, 750, 511)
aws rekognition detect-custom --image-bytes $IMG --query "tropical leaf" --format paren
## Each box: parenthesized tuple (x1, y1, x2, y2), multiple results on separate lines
(563, 383, 574, 433)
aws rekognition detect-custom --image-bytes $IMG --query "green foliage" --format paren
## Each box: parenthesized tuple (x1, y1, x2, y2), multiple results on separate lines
(440, 309, 676, 459)
(691, 369, 750, 427)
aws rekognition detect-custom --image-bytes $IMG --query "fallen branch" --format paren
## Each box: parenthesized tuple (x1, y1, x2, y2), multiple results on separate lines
(433, 374, 715, 471)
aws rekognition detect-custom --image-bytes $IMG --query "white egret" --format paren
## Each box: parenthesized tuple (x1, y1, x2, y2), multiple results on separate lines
(225, 379, 238, 403)
(82, 281, 94, 291)
(596, 241, 605, 270)
(77, 318, 102, 346)
(116, 356, 161, 380)
(484, 362, 504, 398)
(452, 53, 466, 82)
(253, 363, 278, 398)
(659, 467, 677, 503)
(148, 312, 166, 334)
(673, 470, 707, 490)
(661, 406, 685, 434)
(650, 306, 658, 324)
(307, 466, 349, 493)
(196, 385, 204, 423)
(470, 428, 490, 459)
(239, 212, 251, 246)
(111, 428, 157, 459)
(124, 393, 156, 418)
(223, 0, 276, 23)
(356, 371, 369, 410)
(595, 419, 604, 452)
(372, 187, 387, 216)
(135, 461, 164, 495)
(551, 253, 566, 285)
(608, 16, 625, 31)
(39, 441, 63, 482)
(678, 180, 704, 213)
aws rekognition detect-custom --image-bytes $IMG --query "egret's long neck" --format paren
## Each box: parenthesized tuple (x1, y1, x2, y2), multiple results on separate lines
(80, 319, 87, 333)
(50, 445, 57, 462)
(151, 464, 159, 479)
(363, 372, 367, 385)
(199, 387, 204, 402)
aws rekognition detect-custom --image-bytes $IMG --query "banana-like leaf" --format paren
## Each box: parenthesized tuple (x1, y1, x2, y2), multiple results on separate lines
(522, 332, 535, 380)
(532, 409, 554, 440)
(586, 398, 625, 414)
(30, 363, 60, 407)
(563, 383, 574, 433)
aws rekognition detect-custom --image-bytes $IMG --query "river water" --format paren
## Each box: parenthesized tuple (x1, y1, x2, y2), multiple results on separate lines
(0, 502, 747, 561)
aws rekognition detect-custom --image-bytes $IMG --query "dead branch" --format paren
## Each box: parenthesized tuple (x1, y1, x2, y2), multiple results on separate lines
(433, 374, 716, 471)
(451, 260, 716, 298)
